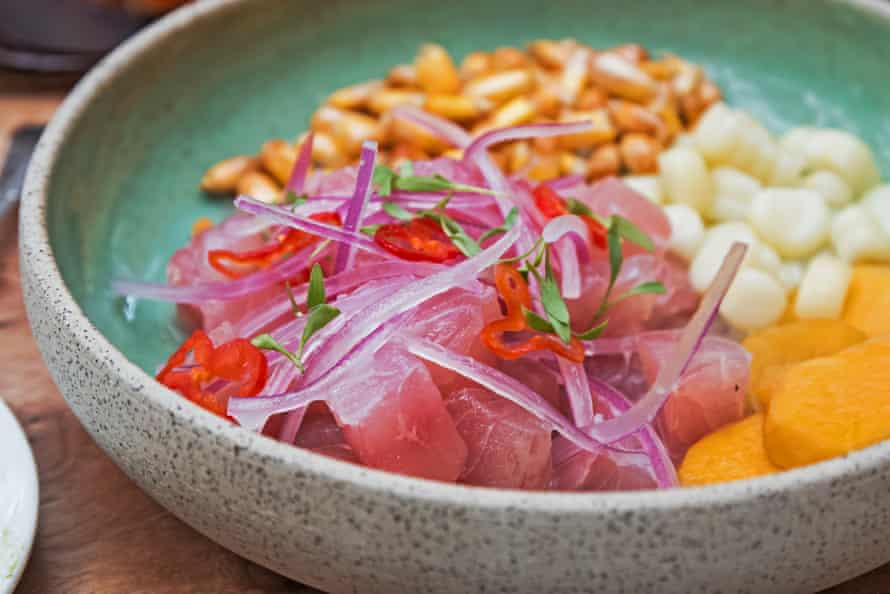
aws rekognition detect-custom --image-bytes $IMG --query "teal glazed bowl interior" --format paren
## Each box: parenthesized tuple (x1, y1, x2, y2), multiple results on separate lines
(21, 1, 890, 593)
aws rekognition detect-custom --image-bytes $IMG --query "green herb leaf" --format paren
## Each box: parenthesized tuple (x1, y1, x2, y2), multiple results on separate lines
(394, 173, 497, 196)
(360, 224, 382, 237)
(421, 210, 482, 257)
(298, 304, 341, 358)
(284, 281, 301, 318)
(612, 215, 655, 252)
(523, 308, 555, 334)
(382, 202, 415, 221)
(574, 319, 609, 341)
(498, 237, 545, 264)
(252, 334, 303, 372)
(284, 191, 308, 208)
(372, 165, 397, 197)
(565, 198, 593, 217)
(479, 207, 520, 242)
(612, 281, 667, 305)
(399, 161, 415, 177)
(607, 221, 623, 286)
(307, 263, 326, 310)
(541, 251, 570, 325)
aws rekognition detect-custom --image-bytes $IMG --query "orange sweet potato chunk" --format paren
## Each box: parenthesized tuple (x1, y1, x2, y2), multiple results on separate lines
(742, 320, 866, 410)
(843, 265, 890, 337)
(679, 414, 778, 486)
(764, 338, 890, 469)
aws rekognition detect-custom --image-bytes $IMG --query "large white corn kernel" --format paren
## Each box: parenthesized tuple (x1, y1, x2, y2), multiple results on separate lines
(729, 112, 774, 179)
(778, 260, 805, 290)
(767, 147, 808, 187)
(803, 170, 853, 208)
(830, 204, 890, 263)
(748, 188, 829, 259)
(793, 255, 852, 320)
(658, 145, 713, 212)
(720, 267, 787, 331)
(692, 102, 741, 164)
(664, 204, 704, 261)
(622, 175, 663, 204)
(860, 185, 890, 239)
(689, 222, 758, 292)
(709, 166, 762, 222)
(781, 128, 880, 195)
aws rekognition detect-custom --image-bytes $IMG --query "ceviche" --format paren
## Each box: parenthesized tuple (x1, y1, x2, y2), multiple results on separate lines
(117, 40, 890, 491)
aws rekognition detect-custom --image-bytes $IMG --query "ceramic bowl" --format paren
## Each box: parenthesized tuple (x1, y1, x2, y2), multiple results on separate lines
(19, 0, 890, 592)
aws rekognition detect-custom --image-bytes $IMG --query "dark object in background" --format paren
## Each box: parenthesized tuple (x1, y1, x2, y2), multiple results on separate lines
(0, 126, 44, 220)
(0, 0, 150, 72)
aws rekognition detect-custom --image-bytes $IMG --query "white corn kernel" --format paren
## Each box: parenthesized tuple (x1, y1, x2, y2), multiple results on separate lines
(664, 204, 704, 261)
(860, 185, 890, 239)
(781, 128, 880, 195)
(689, 222, 758, 292)
(720, 267, 787, 331)
(793, 255, 852, 320)
(830, 204, 890, 263)
(622, 175, 663, 204)
(803, 170, 853, 208)
(767, 147, 807, 187)
(778, 260, 805, 290)
(692, 103, 741, 164)
(729, 112, 774, 179)
(748, 188, 829, 259)
(658, 145, 713, 212)
(709, 166, 762, 222)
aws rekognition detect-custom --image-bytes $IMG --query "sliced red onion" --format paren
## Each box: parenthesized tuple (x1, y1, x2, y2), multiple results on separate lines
(334, 141, 377, 274)
(463, 121, 594, 166)
(544, 174, 585, 191)
(234, 196, 394, 260)
(112, 241, 330, 303)
(299, 225, 520, 385)
(404, 337, 607, 456)
(543, 215, 590, 299)
(390, 105, 472, 148)
(558, 358, 595, 427)
(286, 132, 314, 194)
(277, 407, 308, 444)
(586, 243, 747, 443)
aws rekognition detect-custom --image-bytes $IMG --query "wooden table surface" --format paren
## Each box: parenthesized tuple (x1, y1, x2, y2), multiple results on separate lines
(1, 70, 888, 594)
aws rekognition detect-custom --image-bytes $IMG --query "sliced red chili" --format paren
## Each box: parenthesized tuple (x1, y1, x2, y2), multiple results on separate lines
(533, 184, 607, 250)
(208, 212, 342, 279)
(480, 264, 585, 363)
(157, 330, 269, 419)
(374, 217, 462, 263)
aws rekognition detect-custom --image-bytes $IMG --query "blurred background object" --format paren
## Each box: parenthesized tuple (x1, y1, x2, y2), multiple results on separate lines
(0, 0, 192, 72)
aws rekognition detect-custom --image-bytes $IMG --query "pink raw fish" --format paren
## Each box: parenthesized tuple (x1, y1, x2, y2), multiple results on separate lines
(647, 253, 700, 330)
(402, 286, 501, 396)
(498, 357, 563, 409)
(445, 387, 552, 489)
(327, 345, 467, 482)
(637, 331, 749, 462)
(295, 403, 358, 463)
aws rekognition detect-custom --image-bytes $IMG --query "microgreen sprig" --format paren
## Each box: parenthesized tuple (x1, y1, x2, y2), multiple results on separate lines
(373, 163, 498, 198)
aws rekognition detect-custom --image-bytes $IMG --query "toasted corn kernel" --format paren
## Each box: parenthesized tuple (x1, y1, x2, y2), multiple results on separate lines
(492, 46, 530, 71)
(385, 114, 448, 154)
(459, 51, 491, 80)
(558, 108, 617, 150)
(390, 143, 430, 168)
(414, 43, 462, 95)
(191, 217, 214, 237)
(559, 48, 590, 105)
(489, 96, 536, 128)
(699, 80, 722, 109)
(425, 94, 485, 122)
(260, 139, 298, 185)
(528, 39, 572, 70)
(443, 148, 465, 160)
(574, 87, 609, 110)
(200, 155, 256, 195)
(559, 152, 587, 176)
(237, 171, 282, 204)
(680, 90, 707, 125)
(588, 143, 622, 180)
(530, 86, 562, 118)
(608, 43, 649, 64)
(311, 107, 381, 156)
(387, 64, 417, 87)
(640, 59, 676, 80)
(672, 62, 704, 98)
(465, 69, 534, 105)
(589, 53, 656, 102)
(620, 133, 660, 174)
(327, 80, 382, 111)
(528, 155, 561, 181)
(367, 89, 425, 115)
(507, 141, 532, 173)
(302, 131, 346, 169)
(533, 135, 559, 154)
(608, 100, 660, 135)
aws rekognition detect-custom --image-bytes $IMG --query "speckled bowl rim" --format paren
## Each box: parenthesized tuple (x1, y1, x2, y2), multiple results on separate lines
(19, 0, 890, 514)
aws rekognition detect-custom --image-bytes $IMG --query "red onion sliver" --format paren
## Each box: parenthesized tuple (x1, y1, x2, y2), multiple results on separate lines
(558, 358, 595, 427)
(234, 196, 394, 260)
(544, 174, 586, 191)
(334, 141, 377, 274)
(404, 337, 608, 456)
(463, 121, 594, 166)
(586, 243, 747, 443)
(543, 215, 590, 299)
(390, 105, 472, 148)
(286, 132, 314, 194)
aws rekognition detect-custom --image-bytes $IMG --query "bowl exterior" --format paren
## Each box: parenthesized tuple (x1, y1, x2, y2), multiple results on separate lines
(18, 0, 890, 592)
